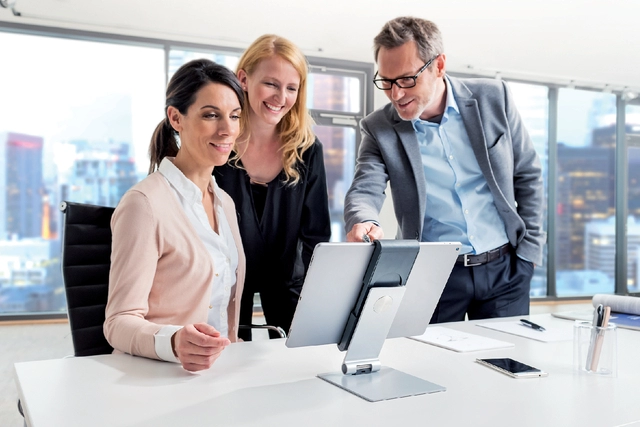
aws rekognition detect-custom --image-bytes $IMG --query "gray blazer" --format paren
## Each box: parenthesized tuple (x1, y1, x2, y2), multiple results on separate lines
(344, 75, 546, 265)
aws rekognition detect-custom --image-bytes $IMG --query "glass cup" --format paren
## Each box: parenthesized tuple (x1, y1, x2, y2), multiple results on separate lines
(573, 320, 617, 376)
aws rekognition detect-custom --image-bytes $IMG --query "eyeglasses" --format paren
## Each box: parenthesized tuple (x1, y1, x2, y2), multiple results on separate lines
(373, 55, 439, 90)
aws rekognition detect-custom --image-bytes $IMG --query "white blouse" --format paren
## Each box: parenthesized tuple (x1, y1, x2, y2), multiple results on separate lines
(153, 157, 238, 362)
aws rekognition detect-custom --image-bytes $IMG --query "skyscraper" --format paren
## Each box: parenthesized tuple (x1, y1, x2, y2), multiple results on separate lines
(556, 124, 640, 279)
(556, 143, 614, 271)
(585, 216, 640, 290)
(0, 132, 44, 240)
(65, 139, 137, 207)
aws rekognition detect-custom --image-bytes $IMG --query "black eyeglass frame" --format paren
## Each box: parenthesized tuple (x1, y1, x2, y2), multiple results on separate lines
(373, 54, 440, 90)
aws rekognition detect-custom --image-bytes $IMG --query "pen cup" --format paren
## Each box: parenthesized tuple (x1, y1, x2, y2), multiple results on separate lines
(573, 320, 617, 376)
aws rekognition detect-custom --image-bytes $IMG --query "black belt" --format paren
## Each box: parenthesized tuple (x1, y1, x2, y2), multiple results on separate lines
(457, 243, 512, 267)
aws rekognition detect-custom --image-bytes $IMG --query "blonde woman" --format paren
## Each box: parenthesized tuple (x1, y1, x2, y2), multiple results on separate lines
(214, 35, 331, 340)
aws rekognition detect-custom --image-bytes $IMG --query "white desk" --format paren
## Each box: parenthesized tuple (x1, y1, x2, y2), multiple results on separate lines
(14, 314, 640, 427)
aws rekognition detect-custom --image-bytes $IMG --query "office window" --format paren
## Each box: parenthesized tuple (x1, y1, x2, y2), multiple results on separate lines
(313, 125, 356, 241)
(307, 73, 361, 113)
(0, 31, 164, 315)
(307, 66, 367, 241)
(626, 104, 640, 293)
(555, 89, 617, 296)
(507, 81, 549, 297)
(168, 49, 240, 81)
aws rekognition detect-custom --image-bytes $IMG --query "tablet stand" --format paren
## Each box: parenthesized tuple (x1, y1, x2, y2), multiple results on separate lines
(317, 240, 446, 402)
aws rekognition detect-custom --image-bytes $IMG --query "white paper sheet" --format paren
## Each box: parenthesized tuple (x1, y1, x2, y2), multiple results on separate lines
(410, 326, 515, 352)
(476, 320, 574, 343)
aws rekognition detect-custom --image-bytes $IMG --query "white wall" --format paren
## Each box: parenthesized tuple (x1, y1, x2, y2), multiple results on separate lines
(1, 1, 640, 91)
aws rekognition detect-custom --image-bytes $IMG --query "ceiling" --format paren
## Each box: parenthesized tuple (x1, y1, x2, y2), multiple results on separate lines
(1, 0, 639, 92)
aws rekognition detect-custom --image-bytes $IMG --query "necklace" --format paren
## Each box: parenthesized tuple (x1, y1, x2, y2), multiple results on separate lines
(249, 177, 269, 187)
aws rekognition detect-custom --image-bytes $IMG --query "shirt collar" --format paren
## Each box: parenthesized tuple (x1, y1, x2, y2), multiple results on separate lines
(158, 157, 218, 204)
(443, 76, 459, 115)
(411, 75, 459, 132)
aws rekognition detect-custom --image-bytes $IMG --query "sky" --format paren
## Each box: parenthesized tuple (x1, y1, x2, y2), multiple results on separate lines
(0, 31, 165, 174)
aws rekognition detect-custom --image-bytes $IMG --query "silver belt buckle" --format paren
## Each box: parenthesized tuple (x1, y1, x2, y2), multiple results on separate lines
(463, 254, 482, 267)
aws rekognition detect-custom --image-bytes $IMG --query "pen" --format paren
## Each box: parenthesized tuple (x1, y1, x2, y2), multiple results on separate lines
(362, 234, 371, 243)
(519, 319, 546, 332)
(596, 304, 604, 327)
(590, 306, 611, 372)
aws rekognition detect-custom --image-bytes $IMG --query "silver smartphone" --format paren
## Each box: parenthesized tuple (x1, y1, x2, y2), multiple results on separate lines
(476, 358, 548, 378)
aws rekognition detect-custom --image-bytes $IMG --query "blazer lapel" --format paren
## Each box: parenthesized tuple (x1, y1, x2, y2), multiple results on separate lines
(392, 111, 424, 186)
(459, 99, 491, 172)
(392, 110, 426, 237)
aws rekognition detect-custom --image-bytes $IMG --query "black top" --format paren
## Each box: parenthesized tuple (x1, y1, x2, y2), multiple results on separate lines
(250, 182, 268, 221)
(214, 138, 331, 296)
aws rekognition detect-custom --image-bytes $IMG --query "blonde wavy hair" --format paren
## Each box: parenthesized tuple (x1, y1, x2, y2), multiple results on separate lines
(234, 34, 316, 184)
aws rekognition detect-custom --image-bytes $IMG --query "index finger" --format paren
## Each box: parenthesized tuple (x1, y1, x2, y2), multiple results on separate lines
(365, 224, 384, 241)
(190, 336, 231, 347)
(183, 324, 229, 348)
(189, 334, 230, 349)
(193, 322, 221, 337)
(347, 223, 371, 242)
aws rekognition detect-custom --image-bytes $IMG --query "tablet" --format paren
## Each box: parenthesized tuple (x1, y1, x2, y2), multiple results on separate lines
(286, 241, 461, 348)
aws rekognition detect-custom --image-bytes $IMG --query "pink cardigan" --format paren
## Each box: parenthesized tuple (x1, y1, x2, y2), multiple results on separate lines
(104, 172, 246, 360)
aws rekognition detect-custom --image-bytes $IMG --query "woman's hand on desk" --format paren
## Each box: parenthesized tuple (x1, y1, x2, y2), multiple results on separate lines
(171, 323, 230, 372)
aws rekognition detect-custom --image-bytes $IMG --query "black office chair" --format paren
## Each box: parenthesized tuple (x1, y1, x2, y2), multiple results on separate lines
(60, 201, 115, 356)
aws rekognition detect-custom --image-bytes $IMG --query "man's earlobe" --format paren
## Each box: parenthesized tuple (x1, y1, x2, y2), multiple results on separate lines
(436, 54, 447, 76)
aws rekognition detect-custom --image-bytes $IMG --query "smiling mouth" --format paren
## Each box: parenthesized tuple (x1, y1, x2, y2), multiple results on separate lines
(264, 102, 284, 112)
(210, 142, 232, 149)
(396, 99, 413, 108)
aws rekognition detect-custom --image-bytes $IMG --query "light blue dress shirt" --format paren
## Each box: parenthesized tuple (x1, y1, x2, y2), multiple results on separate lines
(412, 77, 509, 255)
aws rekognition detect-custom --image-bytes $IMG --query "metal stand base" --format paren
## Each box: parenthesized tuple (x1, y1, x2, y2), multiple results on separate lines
(318, 367, 446, 402)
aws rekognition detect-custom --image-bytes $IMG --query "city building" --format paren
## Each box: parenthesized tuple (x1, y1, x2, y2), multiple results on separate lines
(0, 132, 44, 240)
(556, 143, 614, 271)
(585, 216, 640, 290)
(0, 238, 55, 313)
(64, 139, 137, 207)
(555, 124, 640, 271)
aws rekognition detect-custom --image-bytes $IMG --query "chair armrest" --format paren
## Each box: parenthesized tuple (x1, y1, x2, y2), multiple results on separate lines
(238, 324, 286, 338)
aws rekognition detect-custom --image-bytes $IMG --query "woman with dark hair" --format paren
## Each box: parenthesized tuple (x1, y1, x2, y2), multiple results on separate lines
(214, 35, 331, 340)
(104, 59, 246, 372)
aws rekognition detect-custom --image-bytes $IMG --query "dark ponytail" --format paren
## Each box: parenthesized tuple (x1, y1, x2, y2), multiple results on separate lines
(147, 59, 244, 174)
(148, 119, 179, 174)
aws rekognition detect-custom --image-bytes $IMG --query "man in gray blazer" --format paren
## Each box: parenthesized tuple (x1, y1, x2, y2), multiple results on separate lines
(344, 16, 545, 322)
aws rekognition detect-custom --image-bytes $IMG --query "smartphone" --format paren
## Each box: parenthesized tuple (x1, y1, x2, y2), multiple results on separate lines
(476, 358, 548, 378)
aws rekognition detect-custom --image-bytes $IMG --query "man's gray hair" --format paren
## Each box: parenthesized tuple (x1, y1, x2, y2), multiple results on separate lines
(373, 16, 443, 63)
